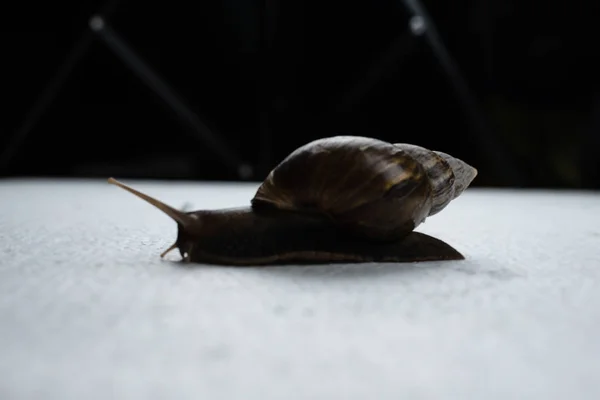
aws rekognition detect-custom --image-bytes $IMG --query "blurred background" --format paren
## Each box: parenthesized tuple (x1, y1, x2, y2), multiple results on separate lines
(2, 0, 599, 188)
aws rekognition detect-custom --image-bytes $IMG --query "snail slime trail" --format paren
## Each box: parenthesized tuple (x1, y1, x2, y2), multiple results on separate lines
(108, 136, 477, 266)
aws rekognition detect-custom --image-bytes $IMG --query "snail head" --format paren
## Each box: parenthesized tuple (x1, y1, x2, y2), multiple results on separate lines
(107, 178, 198, 261)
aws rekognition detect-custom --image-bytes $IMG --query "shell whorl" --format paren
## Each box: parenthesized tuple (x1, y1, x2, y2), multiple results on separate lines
(393, 143, 477, 216)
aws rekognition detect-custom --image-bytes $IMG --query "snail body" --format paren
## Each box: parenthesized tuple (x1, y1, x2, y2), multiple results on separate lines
(109, 135, 477, 265)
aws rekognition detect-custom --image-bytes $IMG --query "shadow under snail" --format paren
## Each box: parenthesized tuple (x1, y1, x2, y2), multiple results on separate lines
(109, 135, 477, 266)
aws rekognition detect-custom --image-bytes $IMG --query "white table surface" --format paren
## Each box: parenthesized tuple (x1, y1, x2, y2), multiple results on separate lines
(1, 178, 599, 399)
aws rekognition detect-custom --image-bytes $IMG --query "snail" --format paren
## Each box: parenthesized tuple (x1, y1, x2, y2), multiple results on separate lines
(108, 135, 477, 266)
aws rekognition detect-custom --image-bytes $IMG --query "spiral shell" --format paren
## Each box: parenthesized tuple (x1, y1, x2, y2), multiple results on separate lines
(251, 136, 476, 241)
(393, 143, 477, 216)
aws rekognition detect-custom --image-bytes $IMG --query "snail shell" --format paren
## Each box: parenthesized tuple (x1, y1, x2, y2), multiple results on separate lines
(252, 136, 477, 241)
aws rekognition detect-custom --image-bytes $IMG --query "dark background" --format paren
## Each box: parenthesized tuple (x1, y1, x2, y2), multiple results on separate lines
(2, 0, 599, 188)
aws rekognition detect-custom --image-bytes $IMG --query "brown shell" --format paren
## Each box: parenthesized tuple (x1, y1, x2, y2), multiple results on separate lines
(392, 143, 455, 216)
(251, 136, 434, 241)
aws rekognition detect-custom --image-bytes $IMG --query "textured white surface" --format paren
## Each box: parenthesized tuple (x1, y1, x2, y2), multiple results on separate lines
(1, 178, 600, 399)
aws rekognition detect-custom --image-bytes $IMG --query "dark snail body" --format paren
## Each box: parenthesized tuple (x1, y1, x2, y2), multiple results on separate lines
(108, 135, 477, 266)
(173, 206, 463, 266)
